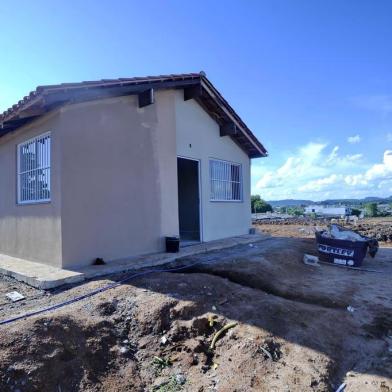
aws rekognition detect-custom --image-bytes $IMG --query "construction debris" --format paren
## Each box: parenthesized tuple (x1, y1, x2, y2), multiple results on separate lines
(303, 254, 320, 266)
(253, 216, 330, 225)
(175, 374, 186, 385)
(255, 216, 392, 245)
(5, 291, 25, 302)
(119, 346, 129, 355)
(356, 221, 392, 242)
(258, 346, 273, 360)
(321, 224, 364, 241)
(209, 322, 237, 350)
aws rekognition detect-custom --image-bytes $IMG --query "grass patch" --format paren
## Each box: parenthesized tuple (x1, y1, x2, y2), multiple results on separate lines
(152, 376, 184, 392)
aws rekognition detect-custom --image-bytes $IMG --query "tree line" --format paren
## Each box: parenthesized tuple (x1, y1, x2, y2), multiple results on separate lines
(251, 197, 383, 217)
(251, 195, 273, 213)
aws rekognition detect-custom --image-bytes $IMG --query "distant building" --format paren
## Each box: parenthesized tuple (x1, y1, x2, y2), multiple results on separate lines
(304, 205, 352, 217)
(378, 203, 392, 214)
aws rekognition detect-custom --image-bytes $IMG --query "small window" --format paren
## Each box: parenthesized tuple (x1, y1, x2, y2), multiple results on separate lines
(210, 159, 242, 201)
(17, 132, 51, 204)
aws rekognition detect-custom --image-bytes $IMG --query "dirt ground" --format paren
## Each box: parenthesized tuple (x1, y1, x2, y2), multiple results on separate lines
(0, 234, 391, 391)
(255, 217, 392, 247)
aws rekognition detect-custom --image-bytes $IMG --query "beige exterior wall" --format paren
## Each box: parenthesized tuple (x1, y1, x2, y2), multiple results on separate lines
(0, 113, 63, 267)
(59, 92, 179, 268)
(175, 91, 251, 242)
(0, 88, 252, 269)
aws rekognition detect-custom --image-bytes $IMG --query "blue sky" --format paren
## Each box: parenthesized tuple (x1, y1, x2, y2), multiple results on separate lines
(1, 0, 391, 201)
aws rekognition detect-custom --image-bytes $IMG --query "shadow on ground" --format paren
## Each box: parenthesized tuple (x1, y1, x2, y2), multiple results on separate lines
(126, 237, 392, 390)
(0, 236, 391, 391)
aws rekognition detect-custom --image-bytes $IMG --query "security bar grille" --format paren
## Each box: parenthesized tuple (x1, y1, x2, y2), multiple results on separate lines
(17, 132, 51, 204)
(210, 159, 242, 201)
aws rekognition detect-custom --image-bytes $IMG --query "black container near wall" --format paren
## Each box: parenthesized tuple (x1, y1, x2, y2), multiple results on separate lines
(166, 236, 180, 253)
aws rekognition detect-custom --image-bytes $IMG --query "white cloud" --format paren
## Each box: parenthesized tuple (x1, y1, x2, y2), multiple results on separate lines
(347, 135, 361, 144)
(255, 142, 329, 191)
(344, 150, 392, 187)
(256, 172, 276, 188)
(252, 141, 390, 200)
(255, 143, 347, 195)
(377, 179, 392, 189)
(323, 146, 362, 166)
(345, 153, 363, 161)
(327, 145, 339, 162)
(298, 174, 341, 192)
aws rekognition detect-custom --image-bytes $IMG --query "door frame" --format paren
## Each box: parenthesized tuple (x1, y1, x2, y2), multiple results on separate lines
(177, 155, 203, 243)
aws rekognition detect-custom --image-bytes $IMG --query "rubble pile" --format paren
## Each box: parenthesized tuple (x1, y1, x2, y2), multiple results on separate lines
(253, 217, 330, 225)
(254, 216, 392, 244)
(353, 223, 392, 243)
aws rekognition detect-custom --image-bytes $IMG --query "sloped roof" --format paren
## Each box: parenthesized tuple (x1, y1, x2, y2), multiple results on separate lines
(0, 72, 267, 158)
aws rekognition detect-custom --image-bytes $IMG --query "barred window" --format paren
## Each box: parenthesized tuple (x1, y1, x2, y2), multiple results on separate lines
(210, 159, 242, 201)
(17, 132, 51, 204)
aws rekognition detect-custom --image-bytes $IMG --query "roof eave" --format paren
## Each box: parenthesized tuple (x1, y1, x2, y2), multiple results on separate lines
(199, 76, 268, 158)
(0, 73, 268, 158)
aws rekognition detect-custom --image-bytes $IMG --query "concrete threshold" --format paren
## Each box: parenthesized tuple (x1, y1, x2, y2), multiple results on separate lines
(0, 234, 264, 289)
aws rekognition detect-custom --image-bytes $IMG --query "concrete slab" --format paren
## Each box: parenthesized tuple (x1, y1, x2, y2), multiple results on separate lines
(0, 254, 84, 289)
(0, 234, 265, 289)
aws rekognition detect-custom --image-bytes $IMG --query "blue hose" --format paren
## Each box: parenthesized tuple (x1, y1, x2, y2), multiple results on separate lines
(0, 259, 206, 326)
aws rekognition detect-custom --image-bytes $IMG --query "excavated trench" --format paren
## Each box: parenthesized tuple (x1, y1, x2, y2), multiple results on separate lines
(168, 265, 392, 390)
(172, 265, 349, 310)
(1, 234, 391, 392)
(1, 262, 391, 392)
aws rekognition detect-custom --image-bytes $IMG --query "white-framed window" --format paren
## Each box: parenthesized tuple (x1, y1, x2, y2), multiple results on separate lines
(209, 159, 242, 201)
(17, 132, 51, 204)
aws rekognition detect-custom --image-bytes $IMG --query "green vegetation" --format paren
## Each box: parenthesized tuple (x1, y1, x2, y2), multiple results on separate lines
(351, 208, 362, 217)
(278, 206, 304, 215)
(152, 376, 184, 392)
(152, 356, 172, 375)
(251, 195, 273, 213)
(265, 197, 392, 218)
(286, 206, 304, 216)
(364, 203, 378, 217)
